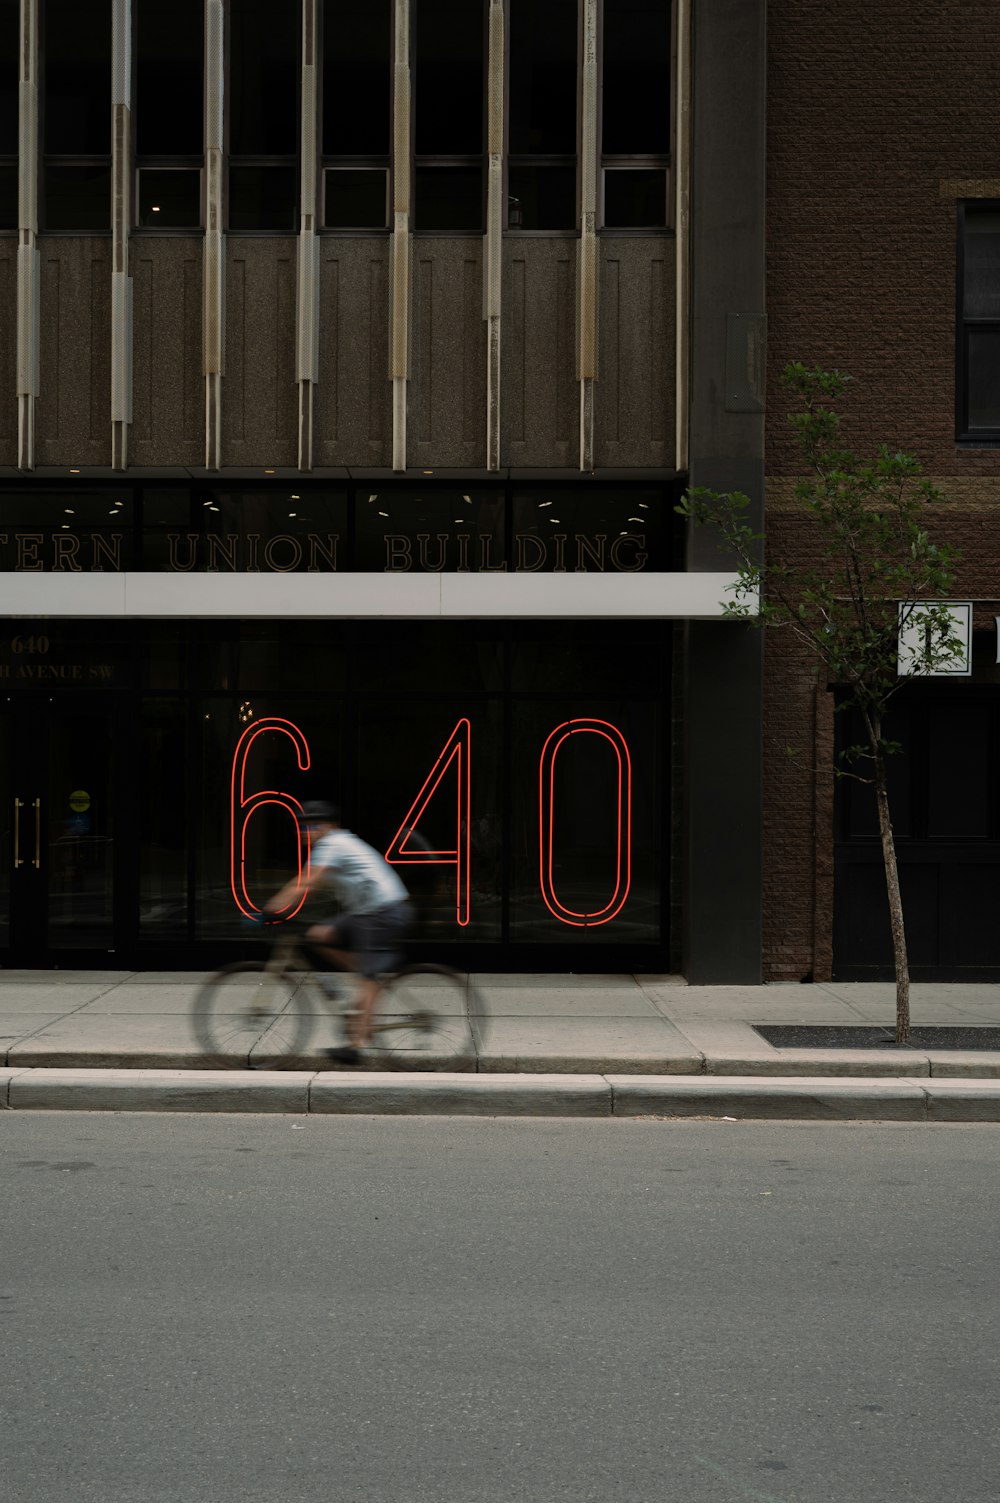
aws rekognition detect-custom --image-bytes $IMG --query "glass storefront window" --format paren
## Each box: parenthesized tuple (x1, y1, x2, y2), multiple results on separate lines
(354, 489, 505, 572)
(197, 696, 344, 940)
(142, 489, 346, 573)
(0, 490, 133, 572)
(139, 700, 188, 936)
(512, 488, 661, 573)
(509, 698, 661, 944)
(356, 700, 503, 942)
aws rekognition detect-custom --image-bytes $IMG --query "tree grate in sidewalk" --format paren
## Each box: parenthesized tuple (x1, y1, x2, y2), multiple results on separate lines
(753, 1024, 1000, 1051)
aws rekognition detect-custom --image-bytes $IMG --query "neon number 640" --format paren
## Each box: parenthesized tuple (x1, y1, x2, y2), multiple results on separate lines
(230, 717, 312, 921)
(539, 718, 632, 926)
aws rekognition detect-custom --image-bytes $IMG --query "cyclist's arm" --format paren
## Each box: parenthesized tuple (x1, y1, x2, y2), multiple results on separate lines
(265, 863, 331, 914)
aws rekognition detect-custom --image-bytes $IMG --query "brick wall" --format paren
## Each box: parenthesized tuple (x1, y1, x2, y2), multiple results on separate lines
(764, 0, 1000, 978)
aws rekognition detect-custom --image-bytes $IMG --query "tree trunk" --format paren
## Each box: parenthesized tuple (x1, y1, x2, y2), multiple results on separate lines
(872, 743, 910, 1045)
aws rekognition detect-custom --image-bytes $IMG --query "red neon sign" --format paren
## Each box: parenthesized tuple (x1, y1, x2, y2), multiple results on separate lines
(538, 718, 632, 926)
(230, 717, 312, 920)
(385, 718, 471, 926)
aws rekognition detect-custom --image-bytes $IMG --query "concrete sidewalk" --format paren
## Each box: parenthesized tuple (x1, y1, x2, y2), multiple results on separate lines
(3, 970, 1000, 1117)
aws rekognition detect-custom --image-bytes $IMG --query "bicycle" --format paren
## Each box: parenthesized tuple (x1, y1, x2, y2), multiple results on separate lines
(191, 920, 487, 1071)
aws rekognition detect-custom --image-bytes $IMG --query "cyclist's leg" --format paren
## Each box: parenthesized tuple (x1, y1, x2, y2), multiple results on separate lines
(350, 902, 412, 1047)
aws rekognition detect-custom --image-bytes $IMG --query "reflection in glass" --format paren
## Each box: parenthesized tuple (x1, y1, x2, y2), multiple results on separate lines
(137, 170, 201, 229)
(47, 712, 114, 949)
(356, 701, 502, 942)
(512, 488, 659, 572)
(198, 698, 343, 939)
(354, 489, 504, 572)
(510, 700, 660, 943)
(141, 490, 347, 572)
(140, 700, 188, 934)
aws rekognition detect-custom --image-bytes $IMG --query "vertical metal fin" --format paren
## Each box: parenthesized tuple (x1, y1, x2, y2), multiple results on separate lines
(674, 0, 691, 471)
(484, 0, 503, 471)
(578, 0, 599, 470)
(391, 0, 411, 470)
(297, 0, 320, 469)
(111, 0, 132, 468)
(204, 0, 225, 468)
(16, 0, 38, 468)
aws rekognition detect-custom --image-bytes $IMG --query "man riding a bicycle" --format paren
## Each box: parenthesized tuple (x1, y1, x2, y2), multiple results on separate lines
(265, 801, 411, 1066)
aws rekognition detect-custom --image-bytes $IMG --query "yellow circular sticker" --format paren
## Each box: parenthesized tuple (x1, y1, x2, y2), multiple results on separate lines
(69, 790, 91, 813)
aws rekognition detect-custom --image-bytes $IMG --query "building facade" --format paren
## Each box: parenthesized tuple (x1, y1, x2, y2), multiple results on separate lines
(0, 0, 765, 975)
(764, 0, 1000, 982)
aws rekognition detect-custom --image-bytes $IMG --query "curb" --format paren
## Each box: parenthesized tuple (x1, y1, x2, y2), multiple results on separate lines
(4, 1068, 1000, 1120)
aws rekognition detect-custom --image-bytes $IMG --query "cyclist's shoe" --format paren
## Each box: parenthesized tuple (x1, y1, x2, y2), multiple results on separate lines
(316, 975, 347, 1002)
(323, 1045, 363, 1067)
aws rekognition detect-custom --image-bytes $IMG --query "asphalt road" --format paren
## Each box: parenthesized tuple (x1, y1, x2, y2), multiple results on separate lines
(1, 1113, 998, 1503)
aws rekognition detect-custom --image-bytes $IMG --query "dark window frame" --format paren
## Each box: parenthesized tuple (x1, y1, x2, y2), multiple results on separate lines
(133, 0, 206, 233)
(504, 0, 579, 235)
(598, 0, 674, 234)
(411, 0, 487, 236)
(956, 200, 1000, 445)
(319, 0, 392, 234)
(39, 0, 112, 234)
(225, 0, 301, 235)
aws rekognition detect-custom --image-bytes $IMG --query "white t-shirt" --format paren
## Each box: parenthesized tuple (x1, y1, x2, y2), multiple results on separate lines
(310, 829, 408, 914)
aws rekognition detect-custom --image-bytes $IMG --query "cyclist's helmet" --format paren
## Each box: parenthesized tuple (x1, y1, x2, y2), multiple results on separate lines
(298, 800, 340, 826)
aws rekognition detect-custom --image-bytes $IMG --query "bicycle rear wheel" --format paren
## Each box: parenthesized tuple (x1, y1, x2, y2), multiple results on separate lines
(192, 962, 311, 1069)
(372, 964, 485, 1071)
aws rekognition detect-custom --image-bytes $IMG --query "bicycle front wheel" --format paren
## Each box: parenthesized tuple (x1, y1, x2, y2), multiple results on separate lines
(372, 964, 484, 1072)
(192, 962, 311, 1069)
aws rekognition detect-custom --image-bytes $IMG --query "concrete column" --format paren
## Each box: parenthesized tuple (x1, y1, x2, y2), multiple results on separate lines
(16, 0, 38, 471)
(204, 0, 225, 470)
(674, 0, 691, 474)
(111, 0, 133, 470)
(484, 0, 503, 471)
(296, 0, 319, 470)
(577, 0, 598, 473)
(683, 0, 767, 983)
(390, 0, 411, 472)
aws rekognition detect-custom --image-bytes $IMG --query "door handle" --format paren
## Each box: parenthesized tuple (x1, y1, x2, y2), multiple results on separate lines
(33, 798, 41, 869)
(13, 797, 23, 868)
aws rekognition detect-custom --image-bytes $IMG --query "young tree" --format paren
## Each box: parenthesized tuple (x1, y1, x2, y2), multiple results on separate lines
(679, 364, 964, 1044)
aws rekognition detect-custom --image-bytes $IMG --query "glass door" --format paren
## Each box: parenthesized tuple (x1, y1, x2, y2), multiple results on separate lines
(2, 700, 122, 962)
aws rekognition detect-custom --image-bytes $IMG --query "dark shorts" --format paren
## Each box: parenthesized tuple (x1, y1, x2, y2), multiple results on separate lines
(315, 900, 412, 979)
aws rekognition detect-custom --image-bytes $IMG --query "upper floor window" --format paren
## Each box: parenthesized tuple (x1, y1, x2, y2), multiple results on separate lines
(414, 0, 484, 233)
(42, 0, 111, 231)
(135, 0, 204, 230)
(507, 0, 577, 231)
(957, 204, 1000, 443)
(601, 0, 671, 229)
(0, 0, 17, 229)
(322, 1, 392, 230)
(228, 0, 299, 232)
